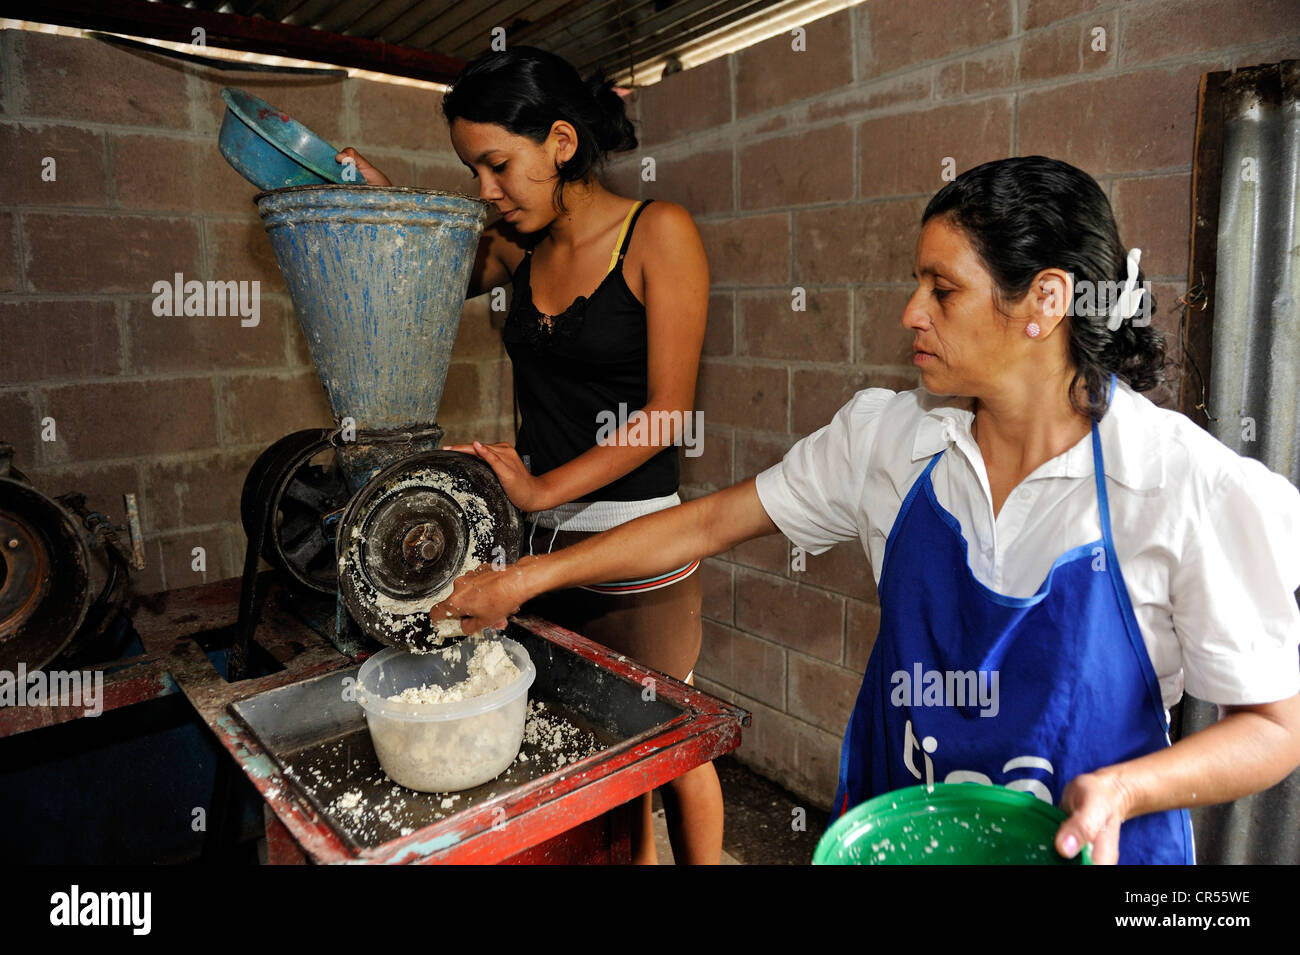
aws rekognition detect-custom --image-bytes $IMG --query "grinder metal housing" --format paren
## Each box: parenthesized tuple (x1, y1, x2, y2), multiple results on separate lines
(248, 185, 521, 654)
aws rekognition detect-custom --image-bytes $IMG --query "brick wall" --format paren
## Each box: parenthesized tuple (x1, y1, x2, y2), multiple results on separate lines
(5, 4, 1298, 810)
(0, 29, 511, 594)
(600, 0, 1300, 808)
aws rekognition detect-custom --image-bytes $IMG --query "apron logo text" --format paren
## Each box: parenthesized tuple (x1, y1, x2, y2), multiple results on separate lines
(902, 719, 1055, 803)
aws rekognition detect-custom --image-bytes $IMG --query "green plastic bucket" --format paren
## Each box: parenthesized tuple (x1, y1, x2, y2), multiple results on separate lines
(814, 783, 1092, 865)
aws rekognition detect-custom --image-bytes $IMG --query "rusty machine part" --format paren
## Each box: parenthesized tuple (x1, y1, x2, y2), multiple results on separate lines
(51, 491, 141, 665)
(0, 478, 93, 671)
(240, 429, 351, 595)
(336, 451, 521, 652)
(0, 442, 143, 672)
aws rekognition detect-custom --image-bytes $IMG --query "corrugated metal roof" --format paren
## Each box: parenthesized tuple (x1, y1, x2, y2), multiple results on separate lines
(159, 0, 790, 83)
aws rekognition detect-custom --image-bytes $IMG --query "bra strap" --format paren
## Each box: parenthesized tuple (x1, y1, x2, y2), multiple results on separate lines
(521, 201, 649, 270)
(607, 199, 653, 274)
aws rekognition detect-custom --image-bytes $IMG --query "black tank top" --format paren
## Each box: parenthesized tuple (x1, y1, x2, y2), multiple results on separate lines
(502, 199, 678, 502)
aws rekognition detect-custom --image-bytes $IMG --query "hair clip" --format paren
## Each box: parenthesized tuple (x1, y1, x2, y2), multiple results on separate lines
(1107, 247, 1144, 331)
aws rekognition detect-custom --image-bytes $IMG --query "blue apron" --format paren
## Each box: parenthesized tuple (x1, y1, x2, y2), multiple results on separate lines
(832, 376, 1194, 864)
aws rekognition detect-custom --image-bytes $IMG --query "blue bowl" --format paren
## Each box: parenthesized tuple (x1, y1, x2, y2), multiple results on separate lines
(218, 87, 355, 190)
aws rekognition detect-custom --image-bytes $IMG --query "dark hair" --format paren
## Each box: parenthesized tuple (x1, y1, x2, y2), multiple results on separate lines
(922, 156, 1167, 419)
(441, 46, 637, 213)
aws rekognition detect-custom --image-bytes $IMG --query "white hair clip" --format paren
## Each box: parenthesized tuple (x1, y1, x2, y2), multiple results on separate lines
(1107, 247, 1145, 331)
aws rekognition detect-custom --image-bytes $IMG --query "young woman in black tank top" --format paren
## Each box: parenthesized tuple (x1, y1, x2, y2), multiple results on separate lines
(338, 47, 720, 865)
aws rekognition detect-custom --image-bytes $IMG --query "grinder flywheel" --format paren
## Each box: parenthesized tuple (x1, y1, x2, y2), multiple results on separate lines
(337, 451, 522, 652)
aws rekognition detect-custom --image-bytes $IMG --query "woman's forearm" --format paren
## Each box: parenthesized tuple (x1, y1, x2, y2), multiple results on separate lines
(532, 401, 699, 511)
(534, 430, 673, 512)
(437, 479, 779, 630)
(1055, 693, 1300, 861)
(524, 478, 777, 594)
(1107, 695, 1300, 818)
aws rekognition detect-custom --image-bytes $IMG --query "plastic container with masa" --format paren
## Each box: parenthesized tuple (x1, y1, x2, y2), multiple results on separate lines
(353, 635, 535, 793)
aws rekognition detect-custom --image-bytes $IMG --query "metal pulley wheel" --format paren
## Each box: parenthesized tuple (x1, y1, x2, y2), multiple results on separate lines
(240, 429, 351, 594)
(337, 451, 522, 652)
(0, 477, 94, 671)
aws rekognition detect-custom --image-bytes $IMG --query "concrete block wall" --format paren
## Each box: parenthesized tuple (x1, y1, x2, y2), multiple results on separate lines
(4, 3, 1297, 811)
(0, 29, 511, 594)
(598, 0, 1300, 808)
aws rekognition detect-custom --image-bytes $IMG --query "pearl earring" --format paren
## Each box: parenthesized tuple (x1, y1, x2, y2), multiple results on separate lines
(1026, 322, 1041, 338)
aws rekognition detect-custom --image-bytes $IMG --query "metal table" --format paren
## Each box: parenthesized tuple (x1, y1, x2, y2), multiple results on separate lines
(123, 575, 748, 864)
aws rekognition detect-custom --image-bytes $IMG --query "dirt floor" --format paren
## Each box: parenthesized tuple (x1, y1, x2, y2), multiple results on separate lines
(651, 755, 830, 865)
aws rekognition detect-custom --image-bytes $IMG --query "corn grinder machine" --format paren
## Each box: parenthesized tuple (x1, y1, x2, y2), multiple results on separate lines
(236, 185, 521, 671)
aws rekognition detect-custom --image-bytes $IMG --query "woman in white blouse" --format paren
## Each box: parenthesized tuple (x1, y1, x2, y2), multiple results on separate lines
(433, 156, 1300, 864)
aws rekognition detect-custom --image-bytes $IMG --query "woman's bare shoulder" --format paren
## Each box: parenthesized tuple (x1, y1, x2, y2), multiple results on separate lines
(638, 199, 699, 237)
(631, 200, 705, 271)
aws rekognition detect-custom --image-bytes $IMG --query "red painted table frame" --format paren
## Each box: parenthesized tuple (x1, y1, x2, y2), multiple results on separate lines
(117, 575, 748, 864)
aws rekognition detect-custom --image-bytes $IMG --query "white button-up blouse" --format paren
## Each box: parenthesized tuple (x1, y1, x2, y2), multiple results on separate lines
(755, 379, 1300, 711)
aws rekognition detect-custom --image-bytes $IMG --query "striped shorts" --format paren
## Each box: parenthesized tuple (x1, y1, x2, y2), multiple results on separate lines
(522, 525, 702, 683)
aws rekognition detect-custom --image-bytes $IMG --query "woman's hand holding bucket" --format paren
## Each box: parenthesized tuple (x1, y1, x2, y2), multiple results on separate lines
(1056, 769, 1133, 864)
(334, 147, 392, 186)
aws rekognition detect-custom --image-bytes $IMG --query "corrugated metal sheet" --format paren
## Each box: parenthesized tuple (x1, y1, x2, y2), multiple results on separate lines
(1180, 59, 1300, 865)
(1208, 61, 1300, 476)
(168, 0, 791, 81)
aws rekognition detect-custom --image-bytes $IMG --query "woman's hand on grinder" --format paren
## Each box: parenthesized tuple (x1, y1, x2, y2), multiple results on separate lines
(335, 147, 392, 186)
(429, 558, 535, 633)
(443, 441, 553, 512)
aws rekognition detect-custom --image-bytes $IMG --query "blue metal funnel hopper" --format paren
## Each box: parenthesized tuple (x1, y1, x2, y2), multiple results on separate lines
(256, 185, 488, 490)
